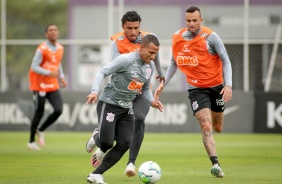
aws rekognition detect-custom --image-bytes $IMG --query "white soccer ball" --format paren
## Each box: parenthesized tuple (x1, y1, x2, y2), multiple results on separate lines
(138, 161, 162, 184)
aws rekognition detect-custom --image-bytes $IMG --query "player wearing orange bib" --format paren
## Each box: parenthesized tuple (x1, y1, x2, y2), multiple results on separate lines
(155, 6, 232, 178)
(172, 26, 223, 88)
(29, 42, 64, 92)
(28, 24, 67, 150)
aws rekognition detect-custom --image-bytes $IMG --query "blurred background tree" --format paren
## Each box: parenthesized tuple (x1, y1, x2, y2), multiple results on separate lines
(4, 0, 68, 90)
(7, 0, 68, 39)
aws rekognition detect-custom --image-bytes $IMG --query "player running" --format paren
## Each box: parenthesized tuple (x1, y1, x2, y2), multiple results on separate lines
(90, 10, 164, 178)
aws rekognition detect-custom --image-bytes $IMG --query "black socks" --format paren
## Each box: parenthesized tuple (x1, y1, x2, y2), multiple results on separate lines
(210, 156, 220, 166)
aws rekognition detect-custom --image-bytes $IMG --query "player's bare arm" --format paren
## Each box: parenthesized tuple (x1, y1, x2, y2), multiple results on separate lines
(154, 81, 164, 102)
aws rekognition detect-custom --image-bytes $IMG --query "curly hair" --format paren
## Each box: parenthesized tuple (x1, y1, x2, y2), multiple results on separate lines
(121, 11, 142, 24)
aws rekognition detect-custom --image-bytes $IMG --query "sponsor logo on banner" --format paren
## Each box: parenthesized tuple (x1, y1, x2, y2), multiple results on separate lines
(0, 103, 30, 124)
(146, 103, 188, 125)
(254, 94, 282, 133)
(0, 102, 189, 127)
(267, 101, 282, 128)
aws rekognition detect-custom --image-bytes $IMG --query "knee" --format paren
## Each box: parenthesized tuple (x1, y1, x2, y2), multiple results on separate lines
(200, 122, 212, 133)
(134, 120, 145, 133)
(53, 107, 63, 116)
(134, 113, 146, 123)
(211, 112, 224, 133)
(100, 140, 114, 152)
(212, 121, 223, 133)
(33, 110, 44, 119)
(124, 139, 132, 148)
(36, 111, 44, 117)
(116, 140, 131, 153)
(213, 126, 223, 133)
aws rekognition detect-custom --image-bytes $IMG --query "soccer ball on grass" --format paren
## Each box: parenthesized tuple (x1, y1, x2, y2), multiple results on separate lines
(138, 161, 162, 184)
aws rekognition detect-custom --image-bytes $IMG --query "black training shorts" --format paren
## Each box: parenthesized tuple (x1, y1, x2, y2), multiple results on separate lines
(188, 84, 225, 115)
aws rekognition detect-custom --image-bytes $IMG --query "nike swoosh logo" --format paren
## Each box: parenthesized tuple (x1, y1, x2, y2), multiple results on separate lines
(224, 105, 240, 115)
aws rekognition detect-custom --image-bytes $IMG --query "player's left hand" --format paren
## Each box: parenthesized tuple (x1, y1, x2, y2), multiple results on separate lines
(151, 100, 163, 112)
(220, 85, 232, 102)
(60, 78, 67, 88)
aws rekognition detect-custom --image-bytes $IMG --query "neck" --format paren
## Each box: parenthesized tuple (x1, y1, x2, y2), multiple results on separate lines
(137, 51, 145, 64)
(48, 40, 56, 45)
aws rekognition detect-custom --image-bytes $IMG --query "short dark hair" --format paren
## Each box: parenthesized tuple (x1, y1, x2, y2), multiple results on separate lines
(121, 11, 142, 24)
(45, 24, 57, 33)
(186, 6, 201, 17)
(141, 34, 160, 47)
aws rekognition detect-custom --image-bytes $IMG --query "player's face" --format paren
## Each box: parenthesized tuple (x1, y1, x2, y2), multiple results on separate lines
(185, 11, 203, 34)
(139, 42, 159, 64)
(45, 25, 59, 43)
(122, 21, 140, 41)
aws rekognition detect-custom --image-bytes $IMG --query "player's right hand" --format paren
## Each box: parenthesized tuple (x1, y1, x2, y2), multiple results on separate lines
(156, 76, 165, 83)
(86, 93, 98, 104)
(151, 100, 163, 112)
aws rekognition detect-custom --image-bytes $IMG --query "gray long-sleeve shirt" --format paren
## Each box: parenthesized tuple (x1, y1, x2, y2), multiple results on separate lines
(91, 52, 155, 109)
(30, 40, 64, 78)
(165, 28, 232, 89)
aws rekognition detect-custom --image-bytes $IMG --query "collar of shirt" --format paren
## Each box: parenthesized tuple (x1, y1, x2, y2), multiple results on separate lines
(134, 33, 142, 44)
(184, 27, 202, 40)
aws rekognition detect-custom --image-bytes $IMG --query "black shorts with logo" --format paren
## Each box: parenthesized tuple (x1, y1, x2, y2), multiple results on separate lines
(188, 84, 225, 115)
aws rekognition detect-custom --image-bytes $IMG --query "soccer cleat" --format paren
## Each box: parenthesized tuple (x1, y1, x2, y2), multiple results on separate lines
(86, 128, 99, 153)
(91, 148, 105, 167)
(27, 142, 40, 151)
(211, 164, 225, 178)
(37, 130, 45, 146)
(124, 163, 136, 177)
(86, 173, 107, 184)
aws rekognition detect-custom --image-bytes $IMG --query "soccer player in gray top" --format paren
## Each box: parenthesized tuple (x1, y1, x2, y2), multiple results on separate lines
(85, 34, 163, 184)
(90, 10, 165, 177)
(155, 6, 232, 178)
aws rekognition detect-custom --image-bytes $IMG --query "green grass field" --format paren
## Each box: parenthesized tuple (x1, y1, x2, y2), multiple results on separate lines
(0, 131, 281, 184)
